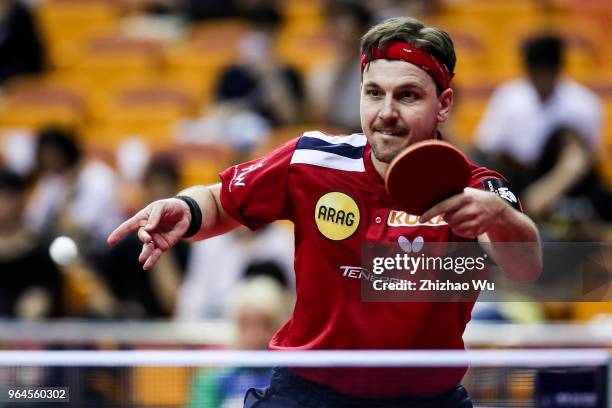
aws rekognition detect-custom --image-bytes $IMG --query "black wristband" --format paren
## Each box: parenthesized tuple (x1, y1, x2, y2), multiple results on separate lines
(175, 195, 202, 238)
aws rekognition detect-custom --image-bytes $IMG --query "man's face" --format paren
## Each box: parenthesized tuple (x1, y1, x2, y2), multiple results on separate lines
(145, 174, 178, 203)
(360, 59, 453, 164)
(0, 190, 24, 230)
(39, 145, 70, 174)
(236, 307, 277, 350)
(527, 66, 559, 101)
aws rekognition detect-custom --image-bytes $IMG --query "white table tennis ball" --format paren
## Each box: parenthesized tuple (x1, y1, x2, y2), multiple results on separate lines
(49, 236, 78, 266)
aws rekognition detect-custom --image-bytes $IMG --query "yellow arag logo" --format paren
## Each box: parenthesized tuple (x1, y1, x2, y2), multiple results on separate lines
(315, 192, 360, 240)
(387, 210, 447, 227)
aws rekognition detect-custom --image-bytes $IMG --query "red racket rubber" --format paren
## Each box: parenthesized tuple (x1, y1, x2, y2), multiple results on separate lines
(385, 140, 471, 215)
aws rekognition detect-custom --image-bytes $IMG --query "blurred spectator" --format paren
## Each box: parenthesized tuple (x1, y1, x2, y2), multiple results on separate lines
(176, 223, 294, 320)
(363, 0, 441, 23)
(127, 0, 179, 16)
(1, 128, 36, 176)
(122, 0, 184, 42)
(306, 1, 371, 133)
(177, 3, 302, 151)
(185, 276, 292, 408)
(25, 127, 123, 250)
(98, 156, 189, 318)
(213, 3, 304, 127)
(229, 275, 292, 349)
(0, 0, 45, 86)
(243, 259, 289, 288)
(475, 34, 611, 224)
(0, 168, 62, 319)
(177, 109, 270, 153)
(183, 0, 238, 21)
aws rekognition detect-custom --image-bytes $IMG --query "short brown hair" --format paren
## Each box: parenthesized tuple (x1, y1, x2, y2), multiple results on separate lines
(360, 17, 456, 87)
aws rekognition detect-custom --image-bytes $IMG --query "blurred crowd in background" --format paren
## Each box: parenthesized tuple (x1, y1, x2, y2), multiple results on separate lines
(0, 0, 611, 336)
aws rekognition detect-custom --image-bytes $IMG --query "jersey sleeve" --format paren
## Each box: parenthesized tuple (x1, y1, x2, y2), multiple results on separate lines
(469, 166, 523, 212)
(219, 138, 298, 230)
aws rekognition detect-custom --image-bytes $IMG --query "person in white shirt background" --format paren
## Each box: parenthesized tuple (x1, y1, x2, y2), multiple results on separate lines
(176, 223, 294, 320)
(475, 34, 611, 227)
(24, 127, 123, 250)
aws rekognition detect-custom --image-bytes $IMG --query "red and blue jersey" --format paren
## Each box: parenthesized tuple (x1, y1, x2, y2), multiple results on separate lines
(219, 131, 517, 397)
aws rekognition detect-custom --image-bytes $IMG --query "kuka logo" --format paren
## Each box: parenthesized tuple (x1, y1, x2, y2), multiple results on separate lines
(387, 211, 447, 227)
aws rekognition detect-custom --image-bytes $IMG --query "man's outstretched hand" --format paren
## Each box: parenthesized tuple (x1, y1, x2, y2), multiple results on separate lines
(107, 198, 192, 270)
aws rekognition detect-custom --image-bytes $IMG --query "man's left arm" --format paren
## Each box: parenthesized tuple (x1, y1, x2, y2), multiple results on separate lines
(420, 187, 542, 282)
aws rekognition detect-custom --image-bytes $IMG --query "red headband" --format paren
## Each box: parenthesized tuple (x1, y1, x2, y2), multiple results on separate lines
(360, 42, 453, 90)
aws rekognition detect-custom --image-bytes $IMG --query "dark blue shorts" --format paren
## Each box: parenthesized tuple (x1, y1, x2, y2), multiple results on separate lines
(243, 367, 473, 408)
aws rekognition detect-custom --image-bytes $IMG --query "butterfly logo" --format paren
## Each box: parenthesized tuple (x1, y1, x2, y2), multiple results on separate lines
(398, 236, 424, 253)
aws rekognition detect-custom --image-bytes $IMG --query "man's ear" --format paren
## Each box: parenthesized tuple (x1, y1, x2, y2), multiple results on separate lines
(436, 88, 454, 123)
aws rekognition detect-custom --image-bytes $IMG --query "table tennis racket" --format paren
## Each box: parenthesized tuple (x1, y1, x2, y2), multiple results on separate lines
(385, 140, 471, 215)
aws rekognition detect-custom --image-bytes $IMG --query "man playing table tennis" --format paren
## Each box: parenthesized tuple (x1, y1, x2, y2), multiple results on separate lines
(109, 16, 541, 408)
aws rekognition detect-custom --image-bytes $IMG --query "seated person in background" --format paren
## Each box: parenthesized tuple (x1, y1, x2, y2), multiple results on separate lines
(0, 169, 62, 319)
(365, 0, 442, 23)
(185, 276, 293, 408)
(243, 259, 290, 289)
(183, 0, 237, 21)
(475, 34, 610, 224)
(25, 126, 123, 251)
(176, 223, 294, 320)
(306, 1, 371, 133)
(98, 156, 189, 318)
(213, 3, 304, 127)
(0, 0, 45, 86)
